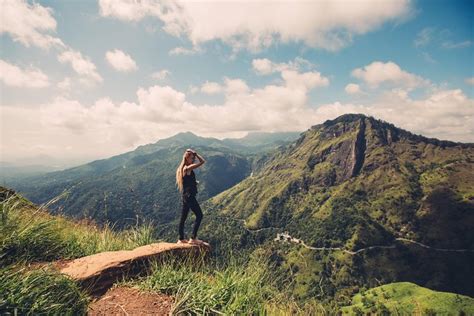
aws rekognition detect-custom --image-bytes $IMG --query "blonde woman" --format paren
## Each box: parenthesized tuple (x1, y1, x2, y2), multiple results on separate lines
(176, 148, 206, 244)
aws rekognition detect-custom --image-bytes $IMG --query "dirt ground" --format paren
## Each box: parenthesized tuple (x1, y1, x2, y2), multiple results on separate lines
(88, 286, 174, 316)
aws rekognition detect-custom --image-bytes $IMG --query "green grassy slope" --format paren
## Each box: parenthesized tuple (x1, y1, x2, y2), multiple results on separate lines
(0, 186, 158, 314)
(341, 282, 474, 315)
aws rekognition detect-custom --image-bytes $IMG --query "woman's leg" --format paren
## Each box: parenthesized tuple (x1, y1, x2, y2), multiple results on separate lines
(189, 195, 203, 239)
(179, 197, 190, 240)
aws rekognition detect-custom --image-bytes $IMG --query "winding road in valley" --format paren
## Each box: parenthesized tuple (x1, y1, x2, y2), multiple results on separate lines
(274, 232, 474, 255)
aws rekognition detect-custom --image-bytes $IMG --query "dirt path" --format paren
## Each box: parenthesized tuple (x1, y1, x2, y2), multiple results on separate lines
(88, 287, 173, 316)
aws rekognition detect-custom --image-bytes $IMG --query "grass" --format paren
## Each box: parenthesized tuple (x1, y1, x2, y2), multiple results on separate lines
(0, 266, 89, 315)
(0, 187, 159, 314)
(341, 282, 474, 315)
(124, 251, 328, 315)
(0, 189, 156, 266)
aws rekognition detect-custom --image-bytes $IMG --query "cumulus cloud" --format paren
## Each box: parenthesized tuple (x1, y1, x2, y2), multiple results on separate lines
(252, 58, 274, 75)
(345, 83, 363, 95)
(99, 0, 412, 52)
(169, 46, 202, 56)
(282, 70, 329, 89)
(252, 57, 316, 75)
(201, 81, 222, 95)
(352, 61, 429, 90)
(58, 49, 103, 83)
(251, 58, 329, 88)
(1, 1, 102, 87)
(0, 0, 64, 49)
(223, 78, 249, 95)
(151, 70, 170, 80)
(3, 79, 473, 163)
(465, 77, 474, 85)
(105, 49, 138, 72)
(0, 59, 50, 88)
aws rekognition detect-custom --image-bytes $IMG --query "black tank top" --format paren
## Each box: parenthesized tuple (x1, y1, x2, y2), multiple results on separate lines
(183, 169, 198, 195)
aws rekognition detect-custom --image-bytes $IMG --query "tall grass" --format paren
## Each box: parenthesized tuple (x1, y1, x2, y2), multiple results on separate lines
(126, 251, 327, 315)
(0, 266, 89, 315)
(0, 190, 156, 266)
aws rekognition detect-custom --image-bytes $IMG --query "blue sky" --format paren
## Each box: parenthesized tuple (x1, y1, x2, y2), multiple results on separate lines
(1, 0, 473, 166)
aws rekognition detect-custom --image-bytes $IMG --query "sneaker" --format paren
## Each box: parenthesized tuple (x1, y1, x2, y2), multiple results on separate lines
(189, 238, 209, 246)
(177, 239, 189, 244)
(188, 238, 204, 245)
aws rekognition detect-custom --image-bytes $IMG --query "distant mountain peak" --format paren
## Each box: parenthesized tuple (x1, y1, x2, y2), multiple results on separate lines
(174, 131, 198, 137)
(322, 113, 368, 125)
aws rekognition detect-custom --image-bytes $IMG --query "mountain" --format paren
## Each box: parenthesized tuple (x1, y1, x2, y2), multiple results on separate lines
(8, 131, 298, 228)
(134, 132, 230, 155)
(199, 114, 474, 303)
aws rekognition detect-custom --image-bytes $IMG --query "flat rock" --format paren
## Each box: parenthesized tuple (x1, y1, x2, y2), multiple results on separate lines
(60, 242, 210, 295)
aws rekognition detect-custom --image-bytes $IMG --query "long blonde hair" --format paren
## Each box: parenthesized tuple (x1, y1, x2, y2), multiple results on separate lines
(176, 153, 187, 193)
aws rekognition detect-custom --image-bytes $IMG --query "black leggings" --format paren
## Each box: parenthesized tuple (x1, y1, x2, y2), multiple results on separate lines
(179, 193, 203, 240)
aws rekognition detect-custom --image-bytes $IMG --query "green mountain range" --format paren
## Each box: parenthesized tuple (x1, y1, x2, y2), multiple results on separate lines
(6, 132, 299, 227)
(198, 114, 474, 304)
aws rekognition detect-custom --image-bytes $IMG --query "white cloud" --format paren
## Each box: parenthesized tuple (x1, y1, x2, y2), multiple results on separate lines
(281, 70, 329, 89)
(0, 59, 49, 88)
(1, 68, 328, 161)
(252, 57, 316, 75)
(201, 81, 222, 95)
(58, 49, 103, 83)
(252, 58, 274, 75)
(151, 70, 171, 80)
(0, 0, 64, 49)
(105, 49, 138, 72)
(0, 0, 103, 89)
(3, 80, 473, 164)
(169, 46, 201, 56)
(99, 0, 412, 52)
(465, 77, 474, 85)
(223, 78, 250, 95)
(251, 58, 329, 88)
(345, 83, 363, 95)
(352, 61, 429, 89)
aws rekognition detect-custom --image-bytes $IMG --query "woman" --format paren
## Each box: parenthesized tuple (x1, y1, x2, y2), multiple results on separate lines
(175, 148, 206, 244)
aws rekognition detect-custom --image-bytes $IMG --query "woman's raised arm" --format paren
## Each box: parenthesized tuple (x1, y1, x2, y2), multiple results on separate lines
(184, 152, 206, 173)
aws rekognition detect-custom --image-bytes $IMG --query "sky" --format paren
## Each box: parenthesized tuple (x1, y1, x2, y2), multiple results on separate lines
(1, 0, 473, 167)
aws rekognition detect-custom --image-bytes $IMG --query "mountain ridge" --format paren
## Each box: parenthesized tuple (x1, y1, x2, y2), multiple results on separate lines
(202, 113, 474, 301)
